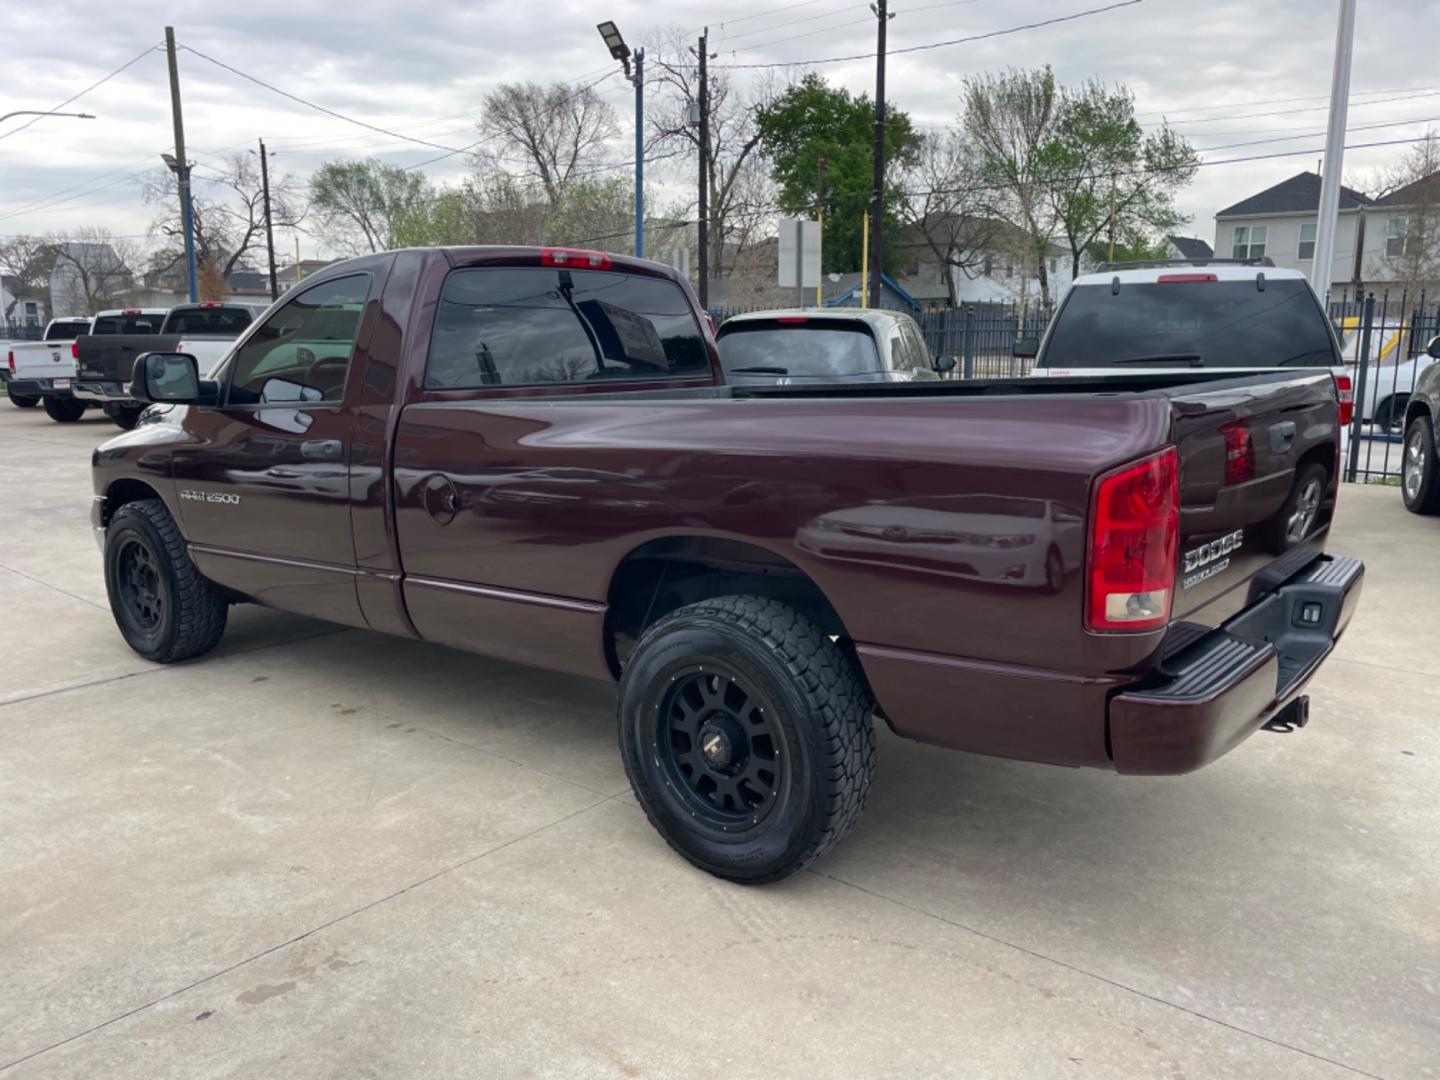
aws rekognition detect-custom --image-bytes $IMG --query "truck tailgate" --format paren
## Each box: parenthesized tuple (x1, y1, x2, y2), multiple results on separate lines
(76, 334, 179, 382)
(1166, 370, 1342, 631)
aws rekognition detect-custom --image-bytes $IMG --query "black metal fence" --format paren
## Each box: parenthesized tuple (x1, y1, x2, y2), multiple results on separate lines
(2, 318, 46, 342)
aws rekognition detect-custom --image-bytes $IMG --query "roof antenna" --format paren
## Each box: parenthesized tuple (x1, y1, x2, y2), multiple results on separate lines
(1256, 271, 1266, 292)
(1111, 275, 1121, 295)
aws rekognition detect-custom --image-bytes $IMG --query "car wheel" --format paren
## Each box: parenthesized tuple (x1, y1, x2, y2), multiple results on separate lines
(618, 595, 875, 884)
(112, 406, 144, 430)
(1374, 395, 1408, 434)
(104, 498, 228, 662)
(1402, 414, 1440, 515)
(1042, 546, 1065, 594)
(41, 395, 86, 422)
(1261, 464, 1328, 553)
(6, 385, 40, 408)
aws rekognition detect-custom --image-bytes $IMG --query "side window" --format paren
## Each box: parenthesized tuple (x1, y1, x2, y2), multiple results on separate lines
(903, 322, 932, 372)
(425, 267, 711, 390)
(226, 275, 369, 405)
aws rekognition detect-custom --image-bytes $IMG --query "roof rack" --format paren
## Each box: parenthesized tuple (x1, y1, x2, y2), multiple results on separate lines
(1093, 257, 1276, 272)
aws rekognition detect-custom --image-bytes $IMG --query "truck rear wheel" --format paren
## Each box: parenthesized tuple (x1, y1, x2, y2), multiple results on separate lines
(6, 385, 39, 408)
(104, 498, 228, 662)
(42, 395, 86, 422)
(618, 595, 875, 883)
(1260, 463, 1328, 552)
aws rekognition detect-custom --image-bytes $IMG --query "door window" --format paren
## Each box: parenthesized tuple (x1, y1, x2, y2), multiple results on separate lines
(226, 275, 369, 405)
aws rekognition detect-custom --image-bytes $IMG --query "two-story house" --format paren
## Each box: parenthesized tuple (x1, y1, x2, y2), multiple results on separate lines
(1214, 172, 1374, 295)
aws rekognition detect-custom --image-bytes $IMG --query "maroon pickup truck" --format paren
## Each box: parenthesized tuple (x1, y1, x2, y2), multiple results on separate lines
(92, 246, 1364, 883)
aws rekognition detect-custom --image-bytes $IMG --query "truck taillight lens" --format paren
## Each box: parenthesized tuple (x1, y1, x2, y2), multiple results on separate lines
(1334, 372, 1354, 427)
(540, 247, 612, 269)
(6, 351, 13, 375)
(71, 341, 80, 360)
(1086, 447, 1179, 633)
(1221, 421, 1254, 485)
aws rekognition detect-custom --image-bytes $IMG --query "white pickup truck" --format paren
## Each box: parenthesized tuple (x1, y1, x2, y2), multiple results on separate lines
(5, 316, 94, 419)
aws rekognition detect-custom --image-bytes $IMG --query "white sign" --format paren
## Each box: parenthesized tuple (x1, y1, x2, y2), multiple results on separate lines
(778, 219, 821, 289)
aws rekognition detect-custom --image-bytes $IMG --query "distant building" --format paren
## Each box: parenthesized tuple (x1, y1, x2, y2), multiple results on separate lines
(1164, 235, 1214, 261)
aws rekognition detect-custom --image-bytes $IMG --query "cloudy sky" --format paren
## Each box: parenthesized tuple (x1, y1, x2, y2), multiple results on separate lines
(2, 0, 1437, 260)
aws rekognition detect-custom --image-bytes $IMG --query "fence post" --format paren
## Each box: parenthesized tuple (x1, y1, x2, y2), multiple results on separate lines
(1345, 292, 1375, 482)
(962, 306, 975, 379)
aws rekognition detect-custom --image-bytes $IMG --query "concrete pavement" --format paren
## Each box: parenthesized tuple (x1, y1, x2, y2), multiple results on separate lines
(0, 404, 1436, 1079)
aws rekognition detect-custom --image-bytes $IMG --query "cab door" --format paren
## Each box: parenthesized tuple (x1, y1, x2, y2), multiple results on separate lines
(170, 272, 377, 625)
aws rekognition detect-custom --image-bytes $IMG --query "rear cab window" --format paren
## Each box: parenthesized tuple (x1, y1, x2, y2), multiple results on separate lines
(716, 319, 881, 378)
(425, 267, 710, 390)
(46, 320, 92, 340)
(163, 306, 257, 335)
(92, 313, 164, 335)
(1041, 279, 1341, 369)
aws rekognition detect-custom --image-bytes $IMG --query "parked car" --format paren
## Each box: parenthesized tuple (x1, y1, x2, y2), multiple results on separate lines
(1400, 338, 1440, 514)
(715, 308, 953, 384)
(1, 334, 38, 407)
(6, 316, 94, 420)
(74, 301, 268, 428)
(93, 245, 1362, 884)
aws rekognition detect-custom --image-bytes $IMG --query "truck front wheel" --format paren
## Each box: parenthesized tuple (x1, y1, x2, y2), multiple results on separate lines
(111, 405, 144, 430)
(104, 498, 228, 662)
(618, 596, 875, 883)
(42, 395, 86, 422)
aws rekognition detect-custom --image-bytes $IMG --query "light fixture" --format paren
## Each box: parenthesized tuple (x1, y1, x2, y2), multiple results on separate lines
(596, 21, 631, 76)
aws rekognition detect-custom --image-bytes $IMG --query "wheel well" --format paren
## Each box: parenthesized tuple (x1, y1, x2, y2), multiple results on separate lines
(604, 536, 854, 679)
(1298, 442, 1337, 484)
(1405, 398, 1432, 432)
(103, 478, 162, 526)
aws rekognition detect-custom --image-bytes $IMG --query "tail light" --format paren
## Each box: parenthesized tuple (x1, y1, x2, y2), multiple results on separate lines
(7, 351, 14, 375)
(71, 341, 80, 360)
(540, 247, 611, 269)
(1086, 447, 1179, 633)
(1333, 372, 1354, 427)
(1157, 273, 1218, 283)
(1220, 421, 1255, 485)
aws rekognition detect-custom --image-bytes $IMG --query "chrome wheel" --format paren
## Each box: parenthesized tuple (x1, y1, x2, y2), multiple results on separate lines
(1285, 476, 1323, 544)
(1405, 430, 1427, 500)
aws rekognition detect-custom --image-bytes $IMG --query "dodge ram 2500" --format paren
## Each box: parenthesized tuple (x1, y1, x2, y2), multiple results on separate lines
(91, 245, 1365, 883)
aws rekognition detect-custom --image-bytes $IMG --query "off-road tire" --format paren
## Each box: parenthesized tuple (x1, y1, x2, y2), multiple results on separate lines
(6, 385, 39, 408)
(111, 405, 144, 430)
(42, 395, 86, 422)
(1260, 464, 1329, 553)
(1402, 414, 1440, 515)
(618, 595, 875, 884)
(104, 498, 228, 662)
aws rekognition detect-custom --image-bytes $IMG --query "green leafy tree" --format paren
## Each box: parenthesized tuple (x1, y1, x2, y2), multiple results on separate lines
(757, 73, 920, 274)
(310, 159, 434, 254)
(1042, 79, 1197, 279)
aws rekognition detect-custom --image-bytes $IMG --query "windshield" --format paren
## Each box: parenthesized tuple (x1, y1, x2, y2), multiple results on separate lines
(1042, 280, 1340, 368)
(163, 307, 256, 335)
(717, 322, 881, 377)
(92, 314, 164, 335)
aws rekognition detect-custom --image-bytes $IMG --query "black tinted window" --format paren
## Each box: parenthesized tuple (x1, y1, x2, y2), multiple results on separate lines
(92, 314, 163, 334)
(165, 307, 255, 335)
(47, 320, 91, 339)
(226, 275, 368, 405)
(1043, 280, 1339, 368)
(425, 267, 709, 389)
(717, 322, 881, 378)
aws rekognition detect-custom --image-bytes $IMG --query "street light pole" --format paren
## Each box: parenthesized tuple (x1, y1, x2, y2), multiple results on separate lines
(596, 22, 645, 260)
(0, 110, 95, 125)
(1312, 0, 1357, 297)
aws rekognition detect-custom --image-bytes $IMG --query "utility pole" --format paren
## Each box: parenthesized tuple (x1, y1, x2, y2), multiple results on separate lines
(1312, 0, 1357, 296)
(816, 151, 827, 307)
(257, 140, 278, 301)
(164, 26, 197, 304)
(869, 0, 891, 308)
(634, 48, 645, 260)
(696, 28, 710, 310)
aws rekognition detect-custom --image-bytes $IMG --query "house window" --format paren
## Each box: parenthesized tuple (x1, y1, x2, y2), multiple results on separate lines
(1386, 217, 1418, 258)
(1232, 225, 1268, 260)
(1004, 262, 1014, 280)
(1298, 223, 1316, 261)
(1048, 258, 1057, 274)
(983, 255, 994, 276)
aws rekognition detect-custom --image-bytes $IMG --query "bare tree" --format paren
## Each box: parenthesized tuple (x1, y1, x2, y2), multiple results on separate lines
(142, 152, 306, 281)
(0, 235, 58, 324)
(1371, 130, 1440, 296)
(901, 130, 990, 306)
(478, 81, 619, 203)
(46, 227, 140, 313)
(309, 159, 433, 254)
(645, 29, 773, 279)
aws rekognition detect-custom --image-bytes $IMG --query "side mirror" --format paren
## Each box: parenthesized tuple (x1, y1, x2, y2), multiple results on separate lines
(129, 352, 216, 406)
(1013, 337, 1040, 359)
(934, 355, 957, 374)
(1428, 335, 1440, 360)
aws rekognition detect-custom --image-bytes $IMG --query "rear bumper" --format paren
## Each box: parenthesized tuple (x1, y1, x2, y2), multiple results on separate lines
(74, 380, 136, 405)
(1109, 554, 1364, 774)
(11, 377, 76, 398)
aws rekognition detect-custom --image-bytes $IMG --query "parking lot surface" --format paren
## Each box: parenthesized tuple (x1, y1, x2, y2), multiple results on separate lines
(1, 405, 1437, 1079)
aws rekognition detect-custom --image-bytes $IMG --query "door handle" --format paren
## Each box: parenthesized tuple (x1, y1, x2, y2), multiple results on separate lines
(300, 438, 344, 461)
(1269, 421, 1297, 452)
(266, 467, 302, 478)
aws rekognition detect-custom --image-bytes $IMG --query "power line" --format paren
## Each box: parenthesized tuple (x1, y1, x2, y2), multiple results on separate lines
(692, 0, 1144, 69)
(0, 44, 161, 143)
(1193, 115, 1440, 155)
(1134, 84, 1440, 121)
(1155, 88, 1440, 128)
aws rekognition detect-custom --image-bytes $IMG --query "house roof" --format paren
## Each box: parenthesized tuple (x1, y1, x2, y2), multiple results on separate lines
(1167, 235, 1214, 259)
(1374, 171, 1440, 208)
(1216, 171, 1373, 218)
